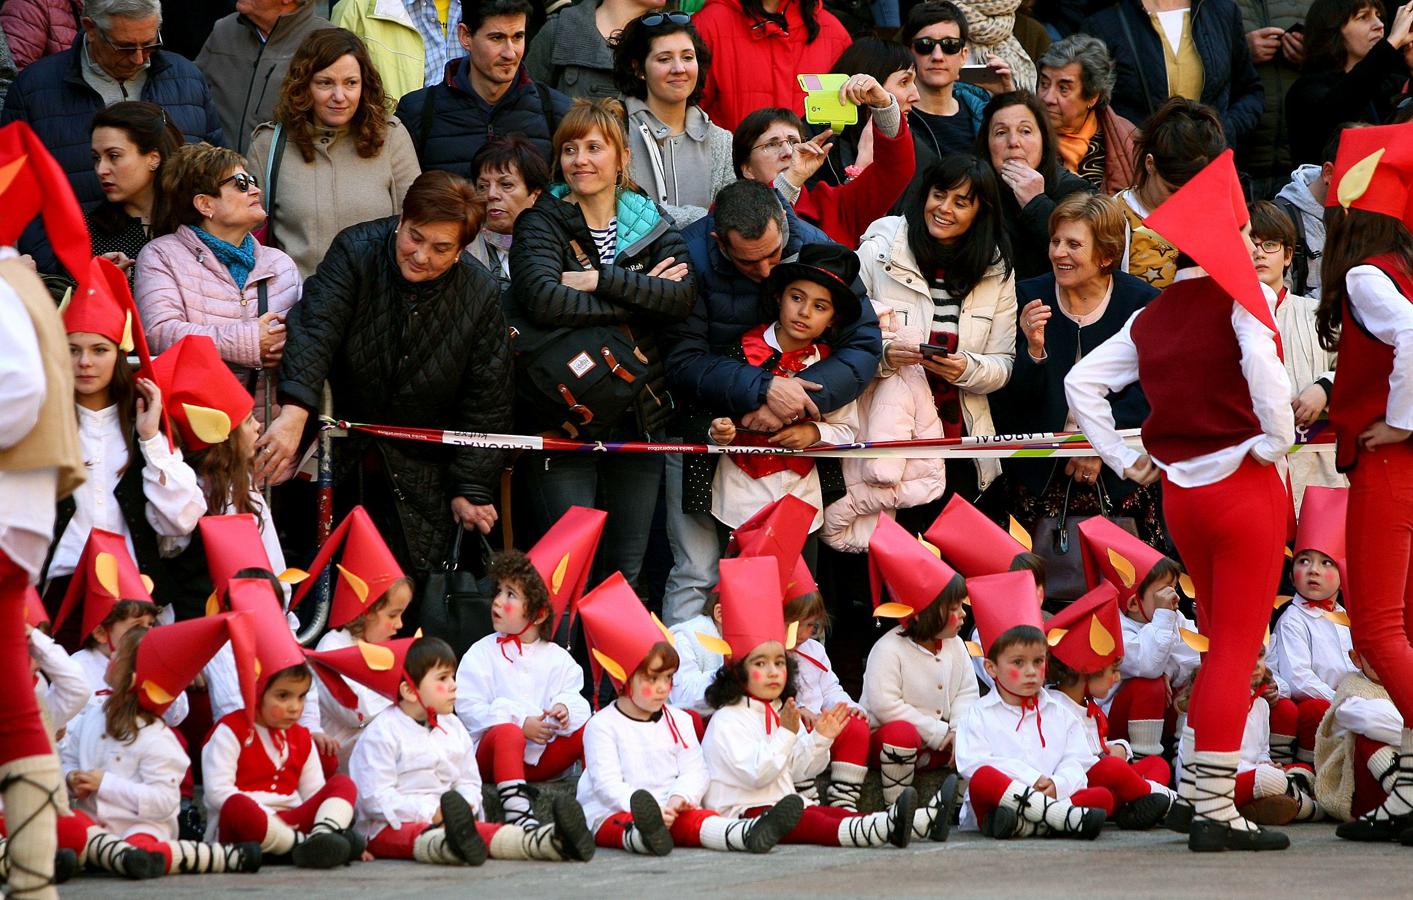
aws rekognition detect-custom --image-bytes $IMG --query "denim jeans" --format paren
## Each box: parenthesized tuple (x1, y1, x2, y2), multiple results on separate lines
(661, 452, 722, 626)
(524, 451, 664, 594)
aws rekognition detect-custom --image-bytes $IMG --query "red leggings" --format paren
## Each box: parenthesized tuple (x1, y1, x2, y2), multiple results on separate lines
(1163, 460, 1287, 752)
(0, 552, 50, 763)
(1268, 697, 1328, 752)
(1107, 677, 1177, 738)
(1347, 442, 1413, 724)
(367, 820, 503, 859)
(829, 715, 870, 765)
(1086, 755, 1170, 807)
(125, 832, 174, 872)
(968, 765, 1115, 819)
(475, 723, 585, 783)
(743, 803, 858, 846)
(595, 808, 719, 848)
(868, 722, 951, 771)
(216, 774, 359, 843)
(1353, 735, 1395, 819)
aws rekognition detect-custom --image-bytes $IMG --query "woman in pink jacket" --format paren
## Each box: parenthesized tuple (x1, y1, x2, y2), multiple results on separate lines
(135, 142, 301, 424)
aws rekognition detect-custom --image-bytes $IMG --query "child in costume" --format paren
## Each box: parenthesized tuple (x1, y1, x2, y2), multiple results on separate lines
(701, 556, 946, 849)
(324, 636, 595, 865)
(861, 514, 974, 830)
(1045, 581, 1178, 830)
(60, 616, 263, 876)
(201, 578, 361, 869)
(955, 570, 1109, 840)
(668, 592, 723, 724)
(1315, 649, 1404, 824)
(1267, 486, 1356, 767)
(575, 571, 804, 855)
(455, 508, 602, 828)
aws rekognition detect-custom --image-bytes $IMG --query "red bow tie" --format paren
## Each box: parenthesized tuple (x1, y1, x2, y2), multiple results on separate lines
(497, 622, 536, 663)
(268, 725, 288, 755)
(662, 707, 688, 749)
(1007, 692, 1046, 748)
(749, 695, 781, 734)
(1303, 597, 1337, 613)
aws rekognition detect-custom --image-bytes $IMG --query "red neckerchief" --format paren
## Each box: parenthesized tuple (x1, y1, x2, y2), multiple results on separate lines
(1302, 595, 1337, 613)
(1084, 692, 1109, 754)
(733, 325, 831, 479)
(925, 638, 945, 655)
(998, 685, 1046, 748)
(748, 694, 781, 734)
(794, 649, 828, 671)
(401, 673, 444, 732)
(496, 621, 536, 663)
(266, 723, 288, 756)
(659, 707, 689, 749)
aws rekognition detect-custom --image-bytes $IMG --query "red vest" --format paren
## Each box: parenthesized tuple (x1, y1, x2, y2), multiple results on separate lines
(1330, 253, 1413, 471)
(1130, 277, 1263, 464)
(216, 711, 312, 797)
(732, 325, 831, 479)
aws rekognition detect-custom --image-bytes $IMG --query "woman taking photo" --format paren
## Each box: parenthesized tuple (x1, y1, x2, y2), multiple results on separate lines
(135, 143, 302, 425)
(257, 171, 514, 577)
(1035, 34, 1139, 194)
(975, 90, 1094, 281)
(612, 10, 733, 227)
(509, 98, 694, 594)
(812, 37, 920, 188)
(992, 193, 1162, 544)
(87, 101, 184, 279)
(855, 154, 1017, 507)
(468, 136, 549, 291)
(248, 28, 422, 280)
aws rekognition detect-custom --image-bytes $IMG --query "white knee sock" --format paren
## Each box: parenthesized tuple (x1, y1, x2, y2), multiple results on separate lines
(836, 811, 893, 848)
(310, 797, 355, 835)
(1251, 764, 1290, 800)
(0, 754, 60, 899)
(826, 762, 867, 811)
(1128, 719, 1165, 758)
(696, 816, 754, 852)
(496, 781, 538, 827)
(165, 839, 253, 874)
(1190, 750, 1259, 833)
(878, 743, 916, 806)
(412, 827, 463, 865)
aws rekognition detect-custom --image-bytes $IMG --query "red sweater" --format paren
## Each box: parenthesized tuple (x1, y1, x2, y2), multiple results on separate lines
(795, 120, 917, 248)
(695, 0, 852, 132)
(1330, 253, 1413, 471)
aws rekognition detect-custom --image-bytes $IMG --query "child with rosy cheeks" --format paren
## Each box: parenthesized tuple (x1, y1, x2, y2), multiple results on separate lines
(454, 551, 590, 828)
(668, 593, 723, 727)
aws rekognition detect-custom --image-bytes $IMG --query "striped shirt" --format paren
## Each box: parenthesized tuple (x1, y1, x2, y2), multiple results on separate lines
(406, 0, 466, 88)
(590, 220, 618, 266)
(929, 273, 961, 341)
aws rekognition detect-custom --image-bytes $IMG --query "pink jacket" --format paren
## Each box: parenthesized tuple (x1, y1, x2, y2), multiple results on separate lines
(135, 225, 302, 421)
(0, 0, 83, 69)
(821, 316, 946, 553)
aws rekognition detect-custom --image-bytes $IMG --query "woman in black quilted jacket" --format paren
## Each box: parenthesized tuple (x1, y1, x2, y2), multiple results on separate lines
(509, 97, 695, 596)
(258, 171, 515, 578)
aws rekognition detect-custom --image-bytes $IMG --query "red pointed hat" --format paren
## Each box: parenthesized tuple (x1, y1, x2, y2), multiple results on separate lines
(0, 122, 92, 288)
(924, 494, 1032, 577)
(199, 514, 307, 613)
(1327, 122, 1413, 222)
(63, 257, 152, 358)
(1078, 517, 1168, 607)
(1143, 149, 1277, 336)
(133, 612, 244, 715)
(1293, 486, 1348, 562)
(52, 529, 154, 642)
(701, 555, 795, 659)
(226, 577, 309, 717)
(306, 636, 419, 708)
(146, 335, 254, 451)
(289, 506, 404, 625)
(868, 514, 960, 620)
(528, 506, 608, 632)
(24, 585, 49, 628)
(578, 571, 675, 690)
(726, 495, 819, 600)
(968, 570, 1044, 655)
(1045, 582, 1122, 673)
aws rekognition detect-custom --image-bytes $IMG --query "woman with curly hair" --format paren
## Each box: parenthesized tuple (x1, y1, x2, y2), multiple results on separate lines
(248, 27, 421, 278)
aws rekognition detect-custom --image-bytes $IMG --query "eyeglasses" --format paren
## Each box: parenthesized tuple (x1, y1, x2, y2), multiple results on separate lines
(752, 136, 798, 155)
(93, 25, 163, 56)
(216, 172, 259, 193)
(1252, 239, 1284, 254)
(640, 11, 693, 27)
(911, 36, 966, 56)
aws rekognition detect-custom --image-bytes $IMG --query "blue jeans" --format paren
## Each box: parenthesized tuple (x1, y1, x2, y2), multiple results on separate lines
(661, 453, 722, 626)
(524, 452, 664, 594)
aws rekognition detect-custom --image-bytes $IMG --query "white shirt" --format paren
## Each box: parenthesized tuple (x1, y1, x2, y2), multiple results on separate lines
(1346, 265, 1413, 429)
(701, 697, 834, 818)
(793, 638, 861, 716)
(201, 719, 326, 839)
(315, 628, 394, 756)
(0, 265, 58, 580)
(48, 405, 204, 579)
(454, 633, 591, 766)
(1118, 608, 1200, 689)
(576, 703, 708, 831)
(349, 705, 482, 838)
(1064, 285, 1295, 487)
(60, 705, 187, 840)
(1051, 689, 1132, 759)
(1333, 693, 1402, 746)
(71, 646, 189, 727)
(668, 614, 722, 718)
(860, 629, 979, 750)
(1267, 597, 1356, 703)
(30, 628, 89, 734)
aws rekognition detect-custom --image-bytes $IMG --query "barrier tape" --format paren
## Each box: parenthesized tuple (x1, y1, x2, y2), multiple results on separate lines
(322, 418, 1337, 460)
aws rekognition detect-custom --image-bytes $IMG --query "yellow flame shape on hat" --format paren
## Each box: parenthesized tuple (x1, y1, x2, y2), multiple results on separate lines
(338, 564, 370, 604)
(119, 312, 134, 354)
(140, 574, 154, 594)
(0, 155, 27, 194)
(142, 679, 176, 706)
(254, 657, 263, 680)
(591, 648, 627, 685)
(94, 551, 121, 598)
(1274, 595, 1293, 610)
(965, 640, 984, 658)
(1107, 548, 1136, 589)
(205, 592, 221, 617)
(1178, 573, 1196, 598)
(1338, 148, 1385, 209)
(1046, 627, 1068, 647)
(873, 602, 916, 619)
(696, 632, 733, 657)
(785, 620, 799, 651)
(917, 535, 942, 558)
(358, 640, 396, 671)
(551, 553, 570, 596)
(181, 403, 233, 444)
(1179, 628, 1209, 653)
(1009, 516, 1033, 551)
(1090, 615, 1116, 656)
(278, 568, 310, 584)
(651, 613, 676, 646)
(1325, 610, 1352, 627)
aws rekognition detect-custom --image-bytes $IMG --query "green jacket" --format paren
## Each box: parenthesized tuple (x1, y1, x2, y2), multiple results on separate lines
(1235, 0, 1303, 184)
(332, 0, 427, 101)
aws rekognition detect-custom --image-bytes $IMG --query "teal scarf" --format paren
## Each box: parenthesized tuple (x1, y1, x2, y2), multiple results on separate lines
(194, 227, 257, 289)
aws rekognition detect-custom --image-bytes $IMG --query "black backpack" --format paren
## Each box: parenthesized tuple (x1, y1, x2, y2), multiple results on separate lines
(1274, 196, 1317, 296)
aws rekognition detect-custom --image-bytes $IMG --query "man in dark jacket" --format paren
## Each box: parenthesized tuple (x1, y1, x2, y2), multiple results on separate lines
(659, 178, 882, 625)
(196, 0, 330, 153)
(395, 0, 569, 178)
(1082, 0, 1263, 149)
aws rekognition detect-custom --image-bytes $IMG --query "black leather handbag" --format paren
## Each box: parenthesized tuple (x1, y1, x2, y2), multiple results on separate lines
(417, 528, 494, 658)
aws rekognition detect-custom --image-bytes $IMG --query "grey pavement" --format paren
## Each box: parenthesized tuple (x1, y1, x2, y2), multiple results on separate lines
(56, 824, 1413, 898)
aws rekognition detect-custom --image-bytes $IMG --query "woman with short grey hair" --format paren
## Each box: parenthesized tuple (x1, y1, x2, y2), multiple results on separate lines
(1035, 34, 1139, 193)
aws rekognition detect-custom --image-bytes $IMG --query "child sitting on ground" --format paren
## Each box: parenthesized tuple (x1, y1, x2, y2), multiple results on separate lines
(1316, 649, 1406, 836)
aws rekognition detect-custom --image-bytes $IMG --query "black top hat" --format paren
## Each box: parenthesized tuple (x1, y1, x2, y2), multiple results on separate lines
(765, 243, 864, 328)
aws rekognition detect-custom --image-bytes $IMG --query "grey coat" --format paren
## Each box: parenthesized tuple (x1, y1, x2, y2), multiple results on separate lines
(525, 0, 620, 101)
(624, 98, 734, 227)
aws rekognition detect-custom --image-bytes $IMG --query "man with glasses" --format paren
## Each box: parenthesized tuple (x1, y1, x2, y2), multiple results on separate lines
(901, 1, 992, 166)
(1, 0, 222, 270)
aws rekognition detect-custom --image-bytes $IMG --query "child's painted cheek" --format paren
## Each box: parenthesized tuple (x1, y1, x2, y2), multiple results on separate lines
(640, 685, 655, 698)
(750, 670, 764, 682)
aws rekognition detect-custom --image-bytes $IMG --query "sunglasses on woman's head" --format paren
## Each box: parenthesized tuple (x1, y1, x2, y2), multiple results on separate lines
(641, 11, 692, 26)
(912, 36, 966, 56)
(217, 172, 259, 193)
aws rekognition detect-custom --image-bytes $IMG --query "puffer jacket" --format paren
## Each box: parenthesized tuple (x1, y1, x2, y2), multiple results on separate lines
(509, 187, 696, 438)
(856, 214, 1018, 489)
(134, 225, 302, 422)
(0, 0, 82, 69)
(524, 0, 619, 101)
(821, 307, 946, 552)
(277, 216, 514, 572)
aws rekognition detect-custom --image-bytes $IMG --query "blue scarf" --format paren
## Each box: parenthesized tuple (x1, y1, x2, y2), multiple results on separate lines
(193, 227, 257, 289)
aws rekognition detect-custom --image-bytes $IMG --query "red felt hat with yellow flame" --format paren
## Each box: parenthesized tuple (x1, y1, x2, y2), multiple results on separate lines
(924, 494, 1033, 577)
(697, 556, 796, 659)
(145, 335, 254, 451)
(868, 514, 961, 621)
(968, 570, 1044, 656)
(289, 506, 405, 626)
(726, 494, 819, 601)
(52, 529, 155, 643)
(1045, 582, 1122, 673)
(528, 506, 607, 633)
(578, 571, 675, 691)
(132, 611, 249, 716)
(226, 577, 310, 723)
